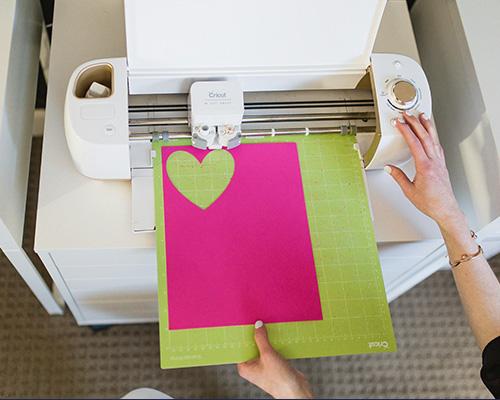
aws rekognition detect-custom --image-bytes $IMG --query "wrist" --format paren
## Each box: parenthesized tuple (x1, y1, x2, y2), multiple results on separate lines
(437, 211, 479, 260)
(436, 208, 467, 235)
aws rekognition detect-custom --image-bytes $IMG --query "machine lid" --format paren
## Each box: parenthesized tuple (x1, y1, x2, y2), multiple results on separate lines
(124, 0, 386, 93)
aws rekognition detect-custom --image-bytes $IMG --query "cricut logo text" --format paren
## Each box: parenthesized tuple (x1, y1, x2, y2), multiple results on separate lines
(368, 341, 389, 349)
(208, 91, 227, 98)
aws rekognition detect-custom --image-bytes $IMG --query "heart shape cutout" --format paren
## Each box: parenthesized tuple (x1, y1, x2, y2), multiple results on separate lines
(166, 150, 235, 209)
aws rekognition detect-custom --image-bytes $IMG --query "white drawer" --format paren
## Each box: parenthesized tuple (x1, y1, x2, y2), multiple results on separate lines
(78, 300, 158, 323)
(58, 263, 156, 280)
(482, 238, 500, 259)
(377, 241, 442, 290)
(51, 249, 156, 267)
(67, 276, 157, 302)
(377, 240, 442, 258)
(379, 257, 421, 289)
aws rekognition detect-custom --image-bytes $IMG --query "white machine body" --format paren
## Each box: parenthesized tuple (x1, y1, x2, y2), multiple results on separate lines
(64, 57, 130, 179)
(364, 53, 432, 169)
(63, 0, 432, 180)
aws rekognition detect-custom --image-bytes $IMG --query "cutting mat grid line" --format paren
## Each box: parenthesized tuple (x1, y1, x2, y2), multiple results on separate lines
(154, 134, 396, 369)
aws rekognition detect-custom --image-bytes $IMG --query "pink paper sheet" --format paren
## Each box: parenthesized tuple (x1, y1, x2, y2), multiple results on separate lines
(161, 143, 322, 330)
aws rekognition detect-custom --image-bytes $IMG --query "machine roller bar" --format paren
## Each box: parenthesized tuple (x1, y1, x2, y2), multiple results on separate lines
(128, 112, 376, 127)
(129, 125, 375, 141)
(128, 99, 374, 113)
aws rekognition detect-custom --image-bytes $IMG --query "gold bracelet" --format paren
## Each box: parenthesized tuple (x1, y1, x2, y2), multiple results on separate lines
(449, 229, 482, 268)
(449, 245, 483, 268)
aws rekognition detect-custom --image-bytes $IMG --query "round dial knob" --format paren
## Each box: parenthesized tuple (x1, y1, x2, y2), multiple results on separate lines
(388, 80, 418, 110)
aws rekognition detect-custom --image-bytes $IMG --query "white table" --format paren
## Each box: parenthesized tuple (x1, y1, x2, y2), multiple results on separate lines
(0, 0, 62, 315)
(36, 0, 448, 325)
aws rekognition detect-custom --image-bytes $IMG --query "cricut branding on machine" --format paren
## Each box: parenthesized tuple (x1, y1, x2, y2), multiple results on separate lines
(188, 81, 244, 150)
(209, 91, 227, 99)
(63, 0, 433, 233)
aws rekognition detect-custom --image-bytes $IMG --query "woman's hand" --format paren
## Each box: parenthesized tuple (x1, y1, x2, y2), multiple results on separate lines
(386, 113, 465, 231)
(237, 321, 313, 399)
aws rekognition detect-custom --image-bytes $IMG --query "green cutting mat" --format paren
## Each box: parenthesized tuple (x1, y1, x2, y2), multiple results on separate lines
(153, 134, 396, 369)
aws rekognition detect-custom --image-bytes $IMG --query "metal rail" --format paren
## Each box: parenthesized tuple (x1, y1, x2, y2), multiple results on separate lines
(128, 112, 376, 128)
(128, 99, 374, 113)
(129, 125, 376, 142)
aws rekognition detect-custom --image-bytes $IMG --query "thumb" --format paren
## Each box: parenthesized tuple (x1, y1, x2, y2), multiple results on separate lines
(385, 165, 413, 196)
(254, 320, 274, 355)
(237, 358, 259, 381)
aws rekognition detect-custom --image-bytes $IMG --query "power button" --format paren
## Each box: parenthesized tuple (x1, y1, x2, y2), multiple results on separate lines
(104, 125, 115, 136)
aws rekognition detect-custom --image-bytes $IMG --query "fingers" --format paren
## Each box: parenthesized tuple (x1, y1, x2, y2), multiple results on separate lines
(418, 113, 445, 161)
(254, 321, 274, 356)
(385, 165, 413, 197)
(418, 113, 440, 145)
(402, 113, 436, 158)
(237, 320, 273, 383)
(394, 119, 428, 165)
(237, 359, 258, 381)
(237, 320, 273, 380)
(238, 321, 311, 398)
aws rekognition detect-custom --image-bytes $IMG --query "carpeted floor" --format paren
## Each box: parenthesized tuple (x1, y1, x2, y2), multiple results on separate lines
(0, 139, 497, 398)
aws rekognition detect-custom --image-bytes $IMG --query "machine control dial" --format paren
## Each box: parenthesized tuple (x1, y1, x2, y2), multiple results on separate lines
(388, 79, 418, 110)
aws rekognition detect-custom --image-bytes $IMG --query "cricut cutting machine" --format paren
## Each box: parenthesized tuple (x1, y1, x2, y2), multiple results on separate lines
(64, 0, 431, 233)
